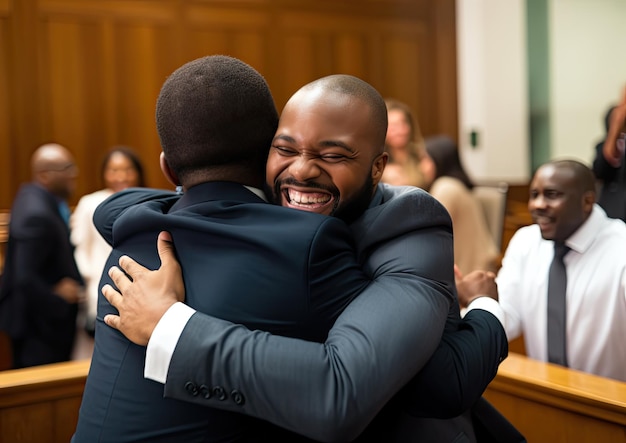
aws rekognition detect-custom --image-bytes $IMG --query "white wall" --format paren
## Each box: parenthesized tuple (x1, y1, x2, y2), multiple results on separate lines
(550, 0, 626, 165)
(457, 0, 626, 181)
(456, 0, 530, 184)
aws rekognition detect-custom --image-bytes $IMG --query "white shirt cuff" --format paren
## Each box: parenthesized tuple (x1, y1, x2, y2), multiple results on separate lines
(462, 296, 505, 329)
(144, 302, 196, 383)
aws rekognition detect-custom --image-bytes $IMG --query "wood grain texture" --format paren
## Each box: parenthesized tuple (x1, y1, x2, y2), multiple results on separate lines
(0, 0, 458, 209)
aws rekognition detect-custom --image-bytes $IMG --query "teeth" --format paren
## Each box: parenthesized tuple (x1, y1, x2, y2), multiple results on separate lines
(535, 216, 551, 224)
(288, 190, 331, 205)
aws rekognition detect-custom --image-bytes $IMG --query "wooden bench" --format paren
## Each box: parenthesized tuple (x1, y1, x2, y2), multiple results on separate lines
(0, 359, 90, 443)
(485, 352, 626, 442)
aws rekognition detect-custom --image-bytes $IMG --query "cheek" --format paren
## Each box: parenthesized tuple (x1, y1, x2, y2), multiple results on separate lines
(265, 154, 288, 183)
(332, 169, 364, 198)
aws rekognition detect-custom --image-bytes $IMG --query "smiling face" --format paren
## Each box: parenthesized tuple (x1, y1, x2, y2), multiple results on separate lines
(385, 109, 412, 153)
(265, 85, 387, 223)
(528, 163, 594, 242)
(104, 152, 141, 193)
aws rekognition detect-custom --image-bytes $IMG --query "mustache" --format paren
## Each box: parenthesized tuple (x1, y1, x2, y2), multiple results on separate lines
(274, 177, 338, 195)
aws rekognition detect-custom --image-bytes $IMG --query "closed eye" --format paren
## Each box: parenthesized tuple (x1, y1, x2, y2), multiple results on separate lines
(273, 145, 298, 156)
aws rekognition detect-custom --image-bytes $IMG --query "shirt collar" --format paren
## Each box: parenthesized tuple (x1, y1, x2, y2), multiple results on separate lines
(564, 204, 605, 254)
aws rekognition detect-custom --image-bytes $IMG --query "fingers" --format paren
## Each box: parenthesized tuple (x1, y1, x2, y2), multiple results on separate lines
(453, 264, 463, 280)
(104, 314, 121, 330)
(157, 231, 177, 268)
(108, 265, 134, 293)
(102, 283, 123, 309)
(117, 253, 146, 280)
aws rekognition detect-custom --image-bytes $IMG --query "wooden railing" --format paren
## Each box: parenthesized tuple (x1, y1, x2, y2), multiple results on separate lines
(0, 354, 624, 442)
(485, 353, 626, 442)
(0, 359, 90, 443)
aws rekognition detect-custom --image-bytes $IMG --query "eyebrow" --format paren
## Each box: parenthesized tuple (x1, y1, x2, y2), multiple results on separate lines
(273, 134, 355, 154)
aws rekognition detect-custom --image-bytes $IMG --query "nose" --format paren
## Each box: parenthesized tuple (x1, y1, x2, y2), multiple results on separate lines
(529, 194, 546, 211)
(289, 155, 321, 182)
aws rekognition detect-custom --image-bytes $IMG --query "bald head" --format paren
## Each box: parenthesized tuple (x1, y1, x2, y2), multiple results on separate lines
(31, 143, 77, 199)
(31, 144, 73, 174)
(539, 159, 596, 196)
(294, 74, 388, 155)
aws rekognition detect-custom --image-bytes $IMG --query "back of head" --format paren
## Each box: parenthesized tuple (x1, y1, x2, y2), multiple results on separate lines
(424, 135, 474, 189)
(156, 55, 279, 185)
(301, 74, 388, 155)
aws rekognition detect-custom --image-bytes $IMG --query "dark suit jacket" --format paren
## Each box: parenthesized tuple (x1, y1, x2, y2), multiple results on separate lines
(72, 182, 373, 442)
(157, 184, 513, 442)
(593, 142, 626, 221)
(0, 183, 81, 368)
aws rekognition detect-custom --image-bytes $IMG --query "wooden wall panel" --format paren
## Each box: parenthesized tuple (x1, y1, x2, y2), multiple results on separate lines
(0, 2, 11, 206)
(1, 0, 457, 209)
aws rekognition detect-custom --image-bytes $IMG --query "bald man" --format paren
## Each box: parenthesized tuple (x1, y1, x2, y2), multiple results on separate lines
(0, 143, 83, 368)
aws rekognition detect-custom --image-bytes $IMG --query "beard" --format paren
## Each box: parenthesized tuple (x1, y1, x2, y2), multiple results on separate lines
(266, 174, 374, 225)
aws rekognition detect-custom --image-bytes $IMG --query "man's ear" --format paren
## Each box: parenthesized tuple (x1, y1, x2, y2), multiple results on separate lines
(582, 190, 596, 213)
(371, 152, 389, 186)
(160, 152, 180, 187)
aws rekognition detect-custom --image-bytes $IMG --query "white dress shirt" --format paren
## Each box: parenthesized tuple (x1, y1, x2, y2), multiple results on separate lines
(497, 204, 626, 381)
(71, 189, 115, 326)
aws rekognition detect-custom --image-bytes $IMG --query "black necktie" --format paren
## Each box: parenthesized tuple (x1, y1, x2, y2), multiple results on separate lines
(547, 242, 570, 366)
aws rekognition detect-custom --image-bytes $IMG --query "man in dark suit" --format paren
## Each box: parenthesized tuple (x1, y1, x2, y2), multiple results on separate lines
(0, 143, 83, 368)
(101, 74, 521, 441)
(73, 56, 456, 442)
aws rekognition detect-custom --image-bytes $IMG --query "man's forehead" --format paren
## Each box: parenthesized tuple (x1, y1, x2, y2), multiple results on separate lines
(532, 165, 575, 188)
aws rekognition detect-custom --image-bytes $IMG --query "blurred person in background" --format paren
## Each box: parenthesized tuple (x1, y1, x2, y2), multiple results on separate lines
(422, 135, 500, 275)
(71, 146, 145, 337)
(381, 98, 428, 188)
(592, 86, 626, 221)
(0, 143, 83, 368)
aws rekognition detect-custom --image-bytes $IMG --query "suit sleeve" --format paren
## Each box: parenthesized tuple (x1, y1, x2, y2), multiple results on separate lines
(12, 214, 74, 320)
(93, 188, 177, 245)
(163, 213, 454, 442)
(398, 308, 508, 418)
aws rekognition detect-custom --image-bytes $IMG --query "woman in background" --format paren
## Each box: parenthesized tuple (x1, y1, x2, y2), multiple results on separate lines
(381, 98, 427, 188)
(71, 146, 145, 338)
(422, 135, 500, 275)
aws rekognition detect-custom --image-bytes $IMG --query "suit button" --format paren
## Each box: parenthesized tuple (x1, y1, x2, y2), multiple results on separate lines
(212, 386, 227, 401)
(231, 390, 245, 406)
(185, 381, 198, 396)
(199, 385, 212, 399)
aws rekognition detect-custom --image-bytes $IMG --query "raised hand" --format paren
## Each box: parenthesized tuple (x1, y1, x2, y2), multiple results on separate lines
(103, 231, 185, 345)
(456, 269, 498, 309)
(603, 85, 626, 167)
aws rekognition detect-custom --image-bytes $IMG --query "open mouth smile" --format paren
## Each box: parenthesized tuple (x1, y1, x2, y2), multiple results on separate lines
(282, 187, 334, 212)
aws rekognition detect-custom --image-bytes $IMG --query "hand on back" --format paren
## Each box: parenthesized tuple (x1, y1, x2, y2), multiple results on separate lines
(102, 231, 185, 346)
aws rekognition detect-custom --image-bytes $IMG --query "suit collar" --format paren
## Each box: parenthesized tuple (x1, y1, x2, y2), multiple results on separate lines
(171, 181, 267, 211)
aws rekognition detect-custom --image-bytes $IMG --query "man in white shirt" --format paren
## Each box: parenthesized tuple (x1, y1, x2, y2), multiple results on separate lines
(458, 159, 626, 382)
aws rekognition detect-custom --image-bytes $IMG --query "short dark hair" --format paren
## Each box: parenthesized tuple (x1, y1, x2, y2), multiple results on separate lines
(425, 135, 474, 190)
(100, 146, 146, 187)
(307, 75, 388, 155)
(549, 159, 596, 194)
(156, 55, 279, 184)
